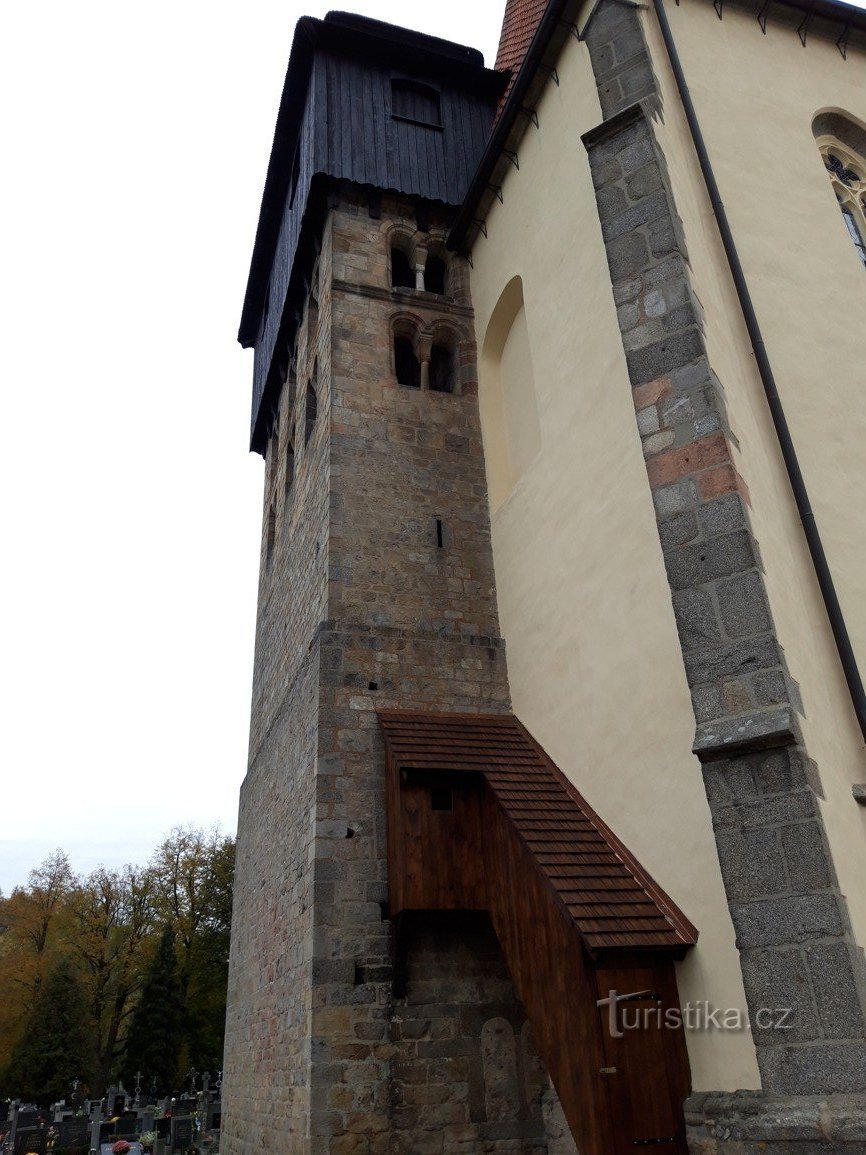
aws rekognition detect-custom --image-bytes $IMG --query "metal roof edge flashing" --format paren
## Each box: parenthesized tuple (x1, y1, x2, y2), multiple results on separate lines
(448, 0, 577, 254)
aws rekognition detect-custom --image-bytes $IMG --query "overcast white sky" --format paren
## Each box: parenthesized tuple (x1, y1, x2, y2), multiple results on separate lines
(0, 1, 502, 895)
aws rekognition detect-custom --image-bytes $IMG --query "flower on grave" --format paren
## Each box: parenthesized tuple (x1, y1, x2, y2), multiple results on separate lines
(140, 1132, 157, 1149)
(112, 1141, 132, 1154)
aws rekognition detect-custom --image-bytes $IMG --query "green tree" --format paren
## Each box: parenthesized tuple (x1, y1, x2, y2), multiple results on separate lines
(0, 850, 75, 1078)
(70, 865, 156, 1096)
(5, 957, 93, 1105)
(149, 828, 235, 1074)
(121, 924, 185, 1096)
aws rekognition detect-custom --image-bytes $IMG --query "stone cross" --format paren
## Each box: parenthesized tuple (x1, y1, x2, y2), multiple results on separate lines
(89, 1104, 102, 1155)
(8, 1101, 20, 1155)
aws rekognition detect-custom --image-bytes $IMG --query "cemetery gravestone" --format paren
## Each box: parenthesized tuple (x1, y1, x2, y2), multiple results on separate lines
(59, 1120, 89, 1149)
(14, 1130, 45, 1155)
(169, 1120, 192, 1154)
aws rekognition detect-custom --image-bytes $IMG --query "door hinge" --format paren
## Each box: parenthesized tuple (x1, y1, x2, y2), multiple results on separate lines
(633, 1138, 677, 1146)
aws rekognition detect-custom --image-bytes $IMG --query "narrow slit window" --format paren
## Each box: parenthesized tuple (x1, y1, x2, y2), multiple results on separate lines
(266, 502, 276, 572)
(305, 380, 318, 445)
(285, 433, 295, 496)
(394, 336, 421, 388)
(429, 343, 454, 393)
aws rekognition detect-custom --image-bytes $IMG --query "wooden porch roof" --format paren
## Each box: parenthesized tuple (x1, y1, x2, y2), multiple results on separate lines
(377, 710, 698, 956)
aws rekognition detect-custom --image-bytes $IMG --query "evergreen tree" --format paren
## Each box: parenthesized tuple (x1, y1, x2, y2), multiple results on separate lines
(122, 925, 185, 1095)
(5, 957, 93, 1105)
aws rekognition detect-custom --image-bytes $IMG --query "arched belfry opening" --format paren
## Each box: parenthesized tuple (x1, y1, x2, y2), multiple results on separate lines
(391, 238, 416, 289)
(424, 250, 449, 295)
(393, 319, 422, 388)
(430, 338, 455, 393)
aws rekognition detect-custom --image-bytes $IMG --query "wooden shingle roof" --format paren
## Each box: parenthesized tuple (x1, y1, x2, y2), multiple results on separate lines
(378, 710, 698, 956)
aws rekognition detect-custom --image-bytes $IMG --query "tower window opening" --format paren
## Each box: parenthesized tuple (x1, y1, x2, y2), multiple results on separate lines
(391, 246, 415, 289)
(305, 379, 318, 445)
(285, 432, 295, 496)
(266, 502, 276, 572)
(424, 254, 448, 295)
(429, 343, 454, 393)
(391, 79, 442, 129)
(268, 425, 280, 489)
(430, 787, 453, 812)
(394, 336, 421, 388)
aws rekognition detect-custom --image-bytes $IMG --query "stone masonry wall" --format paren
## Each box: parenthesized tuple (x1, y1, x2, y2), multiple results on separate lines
(305, 191, 573, 1153)
(223, 646, 320, 1155)
(223, 212, 335, 1155)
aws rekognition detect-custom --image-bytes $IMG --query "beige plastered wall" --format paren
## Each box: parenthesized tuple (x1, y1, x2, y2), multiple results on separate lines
(642, 0, 866, 958)
(467, 29, 760, 1090)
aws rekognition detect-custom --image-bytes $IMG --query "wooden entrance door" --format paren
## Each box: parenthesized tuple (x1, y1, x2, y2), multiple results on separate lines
(594, 964, 690, 1153)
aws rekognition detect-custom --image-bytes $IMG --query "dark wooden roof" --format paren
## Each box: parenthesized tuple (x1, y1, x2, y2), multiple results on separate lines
(238, 12, 505, 453)
(378, 710, 698, 955)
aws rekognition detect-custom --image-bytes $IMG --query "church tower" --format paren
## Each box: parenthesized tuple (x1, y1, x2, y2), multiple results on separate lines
(222, 14, 556, 1152)
(224, 11, 704, 1154)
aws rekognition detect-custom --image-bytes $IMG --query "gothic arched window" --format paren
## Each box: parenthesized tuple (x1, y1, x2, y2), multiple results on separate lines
(813, 111, 866, 268)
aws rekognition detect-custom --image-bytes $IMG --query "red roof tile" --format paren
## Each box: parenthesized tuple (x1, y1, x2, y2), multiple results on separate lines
(378, 710, 698, 956)
(494, 0, 550, 109)
(496, 0, 550, 71)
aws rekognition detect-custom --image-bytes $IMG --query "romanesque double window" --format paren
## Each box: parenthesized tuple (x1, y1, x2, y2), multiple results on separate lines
(390, 235, 451, 296)
(392, 320, 460, 394)
(814, 111, 866, 269)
